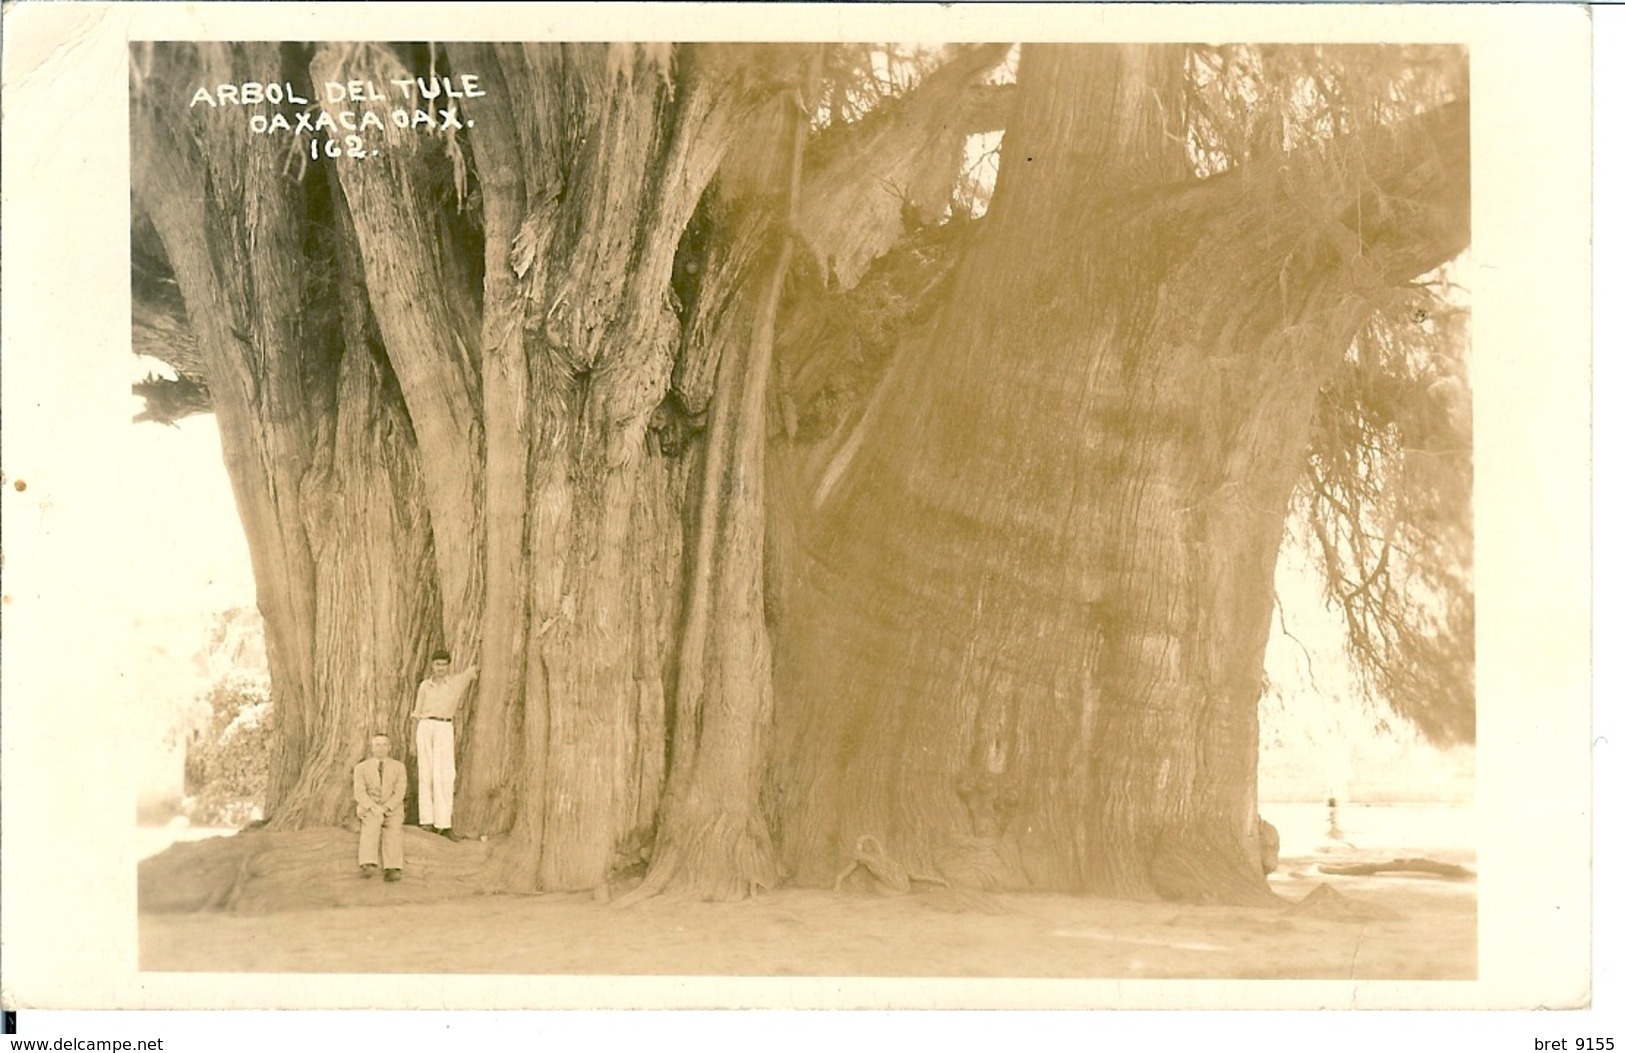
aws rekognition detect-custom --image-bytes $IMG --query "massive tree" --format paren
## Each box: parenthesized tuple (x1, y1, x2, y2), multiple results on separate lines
(131, 41, 1471, 904)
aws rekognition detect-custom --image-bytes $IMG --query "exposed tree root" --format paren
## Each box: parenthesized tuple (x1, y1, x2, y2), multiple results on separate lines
(615, 812, 780, 906)
(832, 835, 948, 895)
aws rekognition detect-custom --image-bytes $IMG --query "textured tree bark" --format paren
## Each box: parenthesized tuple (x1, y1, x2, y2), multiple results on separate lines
(774, 44, 1468, 903)
(133, 43, 322, 815)
(438, 43, 532, 837)
(628, 45, 1012, 899)
(626, 51, 817, 901)
(312, 46, 486, 665)
(276, 170, 444, 826)
(133, 44, 441, 826)
(487, 45, 740, 892)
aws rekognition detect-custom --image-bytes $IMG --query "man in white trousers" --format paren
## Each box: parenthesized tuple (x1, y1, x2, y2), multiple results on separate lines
(411, 648, 479, 839)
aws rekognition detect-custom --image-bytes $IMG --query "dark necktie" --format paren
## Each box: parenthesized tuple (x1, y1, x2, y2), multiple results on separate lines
(378, 760, 385, 806)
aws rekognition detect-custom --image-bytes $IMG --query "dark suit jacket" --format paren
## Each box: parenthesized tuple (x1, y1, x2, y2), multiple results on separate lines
(353, 757, 407, 817)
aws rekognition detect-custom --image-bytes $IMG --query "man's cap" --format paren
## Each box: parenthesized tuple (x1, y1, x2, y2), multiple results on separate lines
(432, 649, 452, 662)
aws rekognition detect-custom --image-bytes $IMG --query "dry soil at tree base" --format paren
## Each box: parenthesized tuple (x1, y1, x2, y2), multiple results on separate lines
(140, 853, 1474, 979)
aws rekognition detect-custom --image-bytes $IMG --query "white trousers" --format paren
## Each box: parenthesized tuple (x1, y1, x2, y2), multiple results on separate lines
(415, 719, 456, 828)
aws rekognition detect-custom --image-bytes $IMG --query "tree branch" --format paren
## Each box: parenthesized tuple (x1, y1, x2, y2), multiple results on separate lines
(796, 43, 1011, 290)
(958, 82, 1017, 135)
(1185, 95, 1471, 295)
(131, 214, 205, 378)
(131, 261, 213, 424)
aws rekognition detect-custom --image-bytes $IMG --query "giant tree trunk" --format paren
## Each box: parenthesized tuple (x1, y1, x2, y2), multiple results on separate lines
(134, 41, 1465, 903)
(133, 44, 442, 826)
(443, 44, 739, 891)
(626, 52, 822, 901)
(133, 40, 977, 894)
(774, 45, 1468, 904)
(280, 170, 445, 824)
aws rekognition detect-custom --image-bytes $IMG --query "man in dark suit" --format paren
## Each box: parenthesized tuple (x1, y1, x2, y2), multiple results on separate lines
(354, 732, 408, 882)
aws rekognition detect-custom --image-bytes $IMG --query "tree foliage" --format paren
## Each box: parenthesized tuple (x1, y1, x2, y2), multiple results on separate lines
(1179, 43, 1473, 743)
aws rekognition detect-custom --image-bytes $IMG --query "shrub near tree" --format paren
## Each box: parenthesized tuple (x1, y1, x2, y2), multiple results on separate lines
(183, 676, 273, 827)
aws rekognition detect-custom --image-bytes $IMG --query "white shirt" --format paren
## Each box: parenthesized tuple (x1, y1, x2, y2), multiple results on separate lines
(411, 667, 478, 720)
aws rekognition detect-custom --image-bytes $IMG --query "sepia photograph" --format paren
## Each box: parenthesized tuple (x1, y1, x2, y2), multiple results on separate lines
(0, 0, 1599, 1030)
(127, 34, 1478, 980)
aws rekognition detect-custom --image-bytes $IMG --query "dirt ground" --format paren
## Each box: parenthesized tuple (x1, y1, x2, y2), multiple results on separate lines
(139, 849, 1474, 979)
